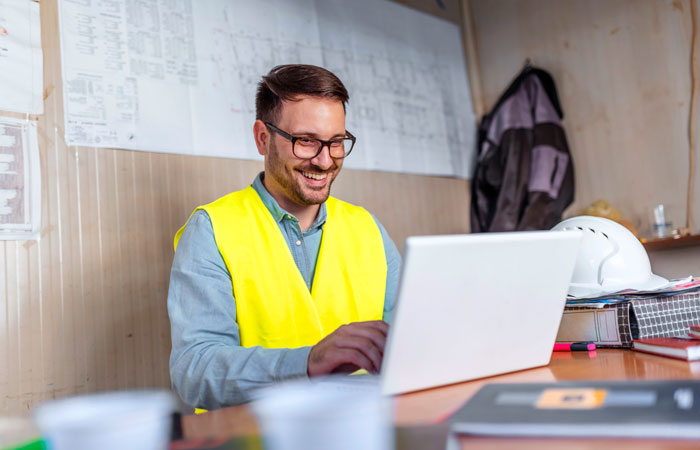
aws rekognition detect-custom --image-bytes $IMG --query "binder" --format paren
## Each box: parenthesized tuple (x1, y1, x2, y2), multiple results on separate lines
(555, 290, 700, 348)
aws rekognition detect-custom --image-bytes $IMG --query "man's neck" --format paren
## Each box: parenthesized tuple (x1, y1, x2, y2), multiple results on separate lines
(280, 200, 320, 232)
(262, 176, 321, 232)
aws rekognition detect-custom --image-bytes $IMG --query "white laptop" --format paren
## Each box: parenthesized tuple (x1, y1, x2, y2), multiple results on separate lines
(377, 229, 582, 395)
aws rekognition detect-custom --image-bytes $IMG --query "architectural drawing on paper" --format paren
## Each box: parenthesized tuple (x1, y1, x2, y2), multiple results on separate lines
(58, 0, 475, 176)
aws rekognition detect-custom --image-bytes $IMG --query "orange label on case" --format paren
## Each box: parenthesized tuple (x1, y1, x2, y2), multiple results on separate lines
(536, 388, 607, 409)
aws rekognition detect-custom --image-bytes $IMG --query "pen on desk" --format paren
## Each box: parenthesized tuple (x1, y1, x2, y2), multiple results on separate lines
(554, 342, 596, 352)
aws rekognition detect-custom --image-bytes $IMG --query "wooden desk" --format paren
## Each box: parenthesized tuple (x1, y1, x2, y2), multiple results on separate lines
(182, 350, 700, 449)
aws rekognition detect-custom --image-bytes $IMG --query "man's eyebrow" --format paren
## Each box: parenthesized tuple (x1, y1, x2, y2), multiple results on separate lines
(290, 130, 347, 139)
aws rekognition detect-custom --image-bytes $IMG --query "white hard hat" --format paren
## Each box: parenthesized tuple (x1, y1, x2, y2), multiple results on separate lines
(551, 216, 668, 297)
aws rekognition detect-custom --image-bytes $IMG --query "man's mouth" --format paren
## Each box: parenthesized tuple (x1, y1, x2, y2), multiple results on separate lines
(300, 170, 328, 181)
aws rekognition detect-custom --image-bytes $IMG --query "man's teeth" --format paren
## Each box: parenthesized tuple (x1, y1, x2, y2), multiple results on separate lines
(301, 171, 327, 181)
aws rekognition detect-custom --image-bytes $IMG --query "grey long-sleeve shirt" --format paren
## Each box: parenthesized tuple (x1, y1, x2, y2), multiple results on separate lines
(167, 173, 401, 409)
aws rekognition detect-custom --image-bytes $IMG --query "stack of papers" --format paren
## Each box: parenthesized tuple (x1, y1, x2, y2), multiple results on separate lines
(566, 277, 700, 307)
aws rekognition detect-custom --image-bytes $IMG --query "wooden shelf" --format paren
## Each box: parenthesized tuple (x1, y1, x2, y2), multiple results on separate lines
(642, 234, 700, 251)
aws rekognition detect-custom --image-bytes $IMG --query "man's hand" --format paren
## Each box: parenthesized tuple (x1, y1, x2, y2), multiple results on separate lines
(307, 321, 389, 376)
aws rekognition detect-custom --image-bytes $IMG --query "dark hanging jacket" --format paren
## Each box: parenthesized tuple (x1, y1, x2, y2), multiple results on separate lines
(470, 66, 574, 232)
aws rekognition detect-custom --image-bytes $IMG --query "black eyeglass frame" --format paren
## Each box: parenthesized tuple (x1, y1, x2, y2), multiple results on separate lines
(264, 122, 356, 159)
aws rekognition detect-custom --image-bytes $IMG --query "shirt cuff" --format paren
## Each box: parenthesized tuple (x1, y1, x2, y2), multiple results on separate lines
(276, 346, 312, 381)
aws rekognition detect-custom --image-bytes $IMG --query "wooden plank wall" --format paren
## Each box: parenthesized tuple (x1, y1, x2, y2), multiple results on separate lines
(0, 0, 470, 412)
(468, 0, 699, 239)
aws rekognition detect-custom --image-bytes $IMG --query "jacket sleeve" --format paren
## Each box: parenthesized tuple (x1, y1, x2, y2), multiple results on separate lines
(518, 79, 574, 230)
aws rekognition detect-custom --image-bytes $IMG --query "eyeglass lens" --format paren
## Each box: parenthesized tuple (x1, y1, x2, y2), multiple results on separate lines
(293, 138, 354, 159)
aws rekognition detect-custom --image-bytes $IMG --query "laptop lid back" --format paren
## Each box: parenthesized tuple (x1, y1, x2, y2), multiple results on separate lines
(381, 230, 581, 395)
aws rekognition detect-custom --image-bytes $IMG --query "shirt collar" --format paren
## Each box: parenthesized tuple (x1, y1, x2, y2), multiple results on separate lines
(252, 172, 327, 230)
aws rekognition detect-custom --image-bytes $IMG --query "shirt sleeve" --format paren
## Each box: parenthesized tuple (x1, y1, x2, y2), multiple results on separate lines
(371, 215, 402, 324)
(167, 210, 311, 409)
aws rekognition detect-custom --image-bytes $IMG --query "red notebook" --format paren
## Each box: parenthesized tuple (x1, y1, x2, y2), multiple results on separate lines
(632, 337, 700, 361)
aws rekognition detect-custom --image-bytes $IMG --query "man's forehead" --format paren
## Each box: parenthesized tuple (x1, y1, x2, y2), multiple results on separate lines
(276, 95, 346, 128)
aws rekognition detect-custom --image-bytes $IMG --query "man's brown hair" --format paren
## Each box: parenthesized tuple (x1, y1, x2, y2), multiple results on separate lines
(255, 64, 349, 124)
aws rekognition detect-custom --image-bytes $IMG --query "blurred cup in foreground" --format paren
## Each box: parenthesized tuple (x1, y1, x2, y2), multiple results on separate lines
(0, 416, 42, 449)
(33, 390, 176, 450)
(252, 378, 393, 450)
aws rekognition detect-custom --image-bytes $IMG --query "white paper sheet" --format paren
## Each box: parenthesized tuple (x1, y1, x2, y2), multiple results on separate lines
(0, 0, 43, 114)
(0, 117, 40, 240)
(58, 0, 476, 177)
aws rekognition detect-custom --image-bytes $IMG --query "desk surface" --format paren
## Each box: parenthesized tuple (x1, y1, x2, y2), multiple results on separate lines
(182, 350, 700, 449)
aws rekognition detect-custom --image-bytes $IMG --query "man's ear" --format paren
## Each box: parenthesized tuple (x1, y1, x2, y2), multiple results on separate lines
(253, 120, 270, 156)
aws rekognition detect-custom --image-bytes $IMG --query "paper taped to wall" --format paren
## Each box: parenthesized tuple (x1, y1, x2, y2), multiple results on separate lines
(57, 0, 476, 177)
(0, 0, 43, 114)
(0, 117, 40, 240)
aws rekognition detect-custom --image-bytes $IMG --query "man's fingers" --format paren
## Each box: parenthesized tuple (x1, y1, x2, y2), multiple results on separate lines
(308, 321, 391, 376)
(336, 321, 389, 351)
(332, 335, 383, 372)
(332, 347, 376, 373)
(331, 362, 363, 374)
(344, 325, 387, 354)
(309, 336, 378, 376)
(354, 320, 389, 336)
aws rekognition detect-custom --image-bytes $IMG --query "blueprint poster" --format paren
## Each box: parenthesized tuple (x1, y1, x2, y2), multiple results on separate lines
(58, 0, 476, 177)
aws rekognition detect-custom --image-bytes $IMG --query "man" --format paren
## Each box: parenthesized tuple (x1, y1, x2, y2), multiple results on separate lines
(168, 64, 401, 409)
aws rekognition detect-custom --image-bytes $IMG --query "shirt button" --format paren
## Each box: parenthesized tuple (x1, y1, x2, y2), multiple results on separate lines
(295, 240, 301, 246)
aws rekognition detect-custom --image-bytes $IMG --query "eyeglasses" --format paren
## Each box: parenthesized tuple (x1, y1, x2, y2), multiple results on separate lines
(264, 122, 356, 159)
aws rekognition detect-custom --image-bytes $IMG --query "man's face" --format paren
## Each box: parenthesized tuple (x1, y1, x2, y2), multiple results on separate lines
(263, 95, 346, 207)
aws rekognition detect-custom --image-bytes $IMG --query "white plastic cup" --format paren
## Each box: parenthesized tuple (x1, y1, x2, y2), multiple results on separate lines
(33, 390, 176, 450)
(251, 378, 393, 450)
(0, 416, 40, 448)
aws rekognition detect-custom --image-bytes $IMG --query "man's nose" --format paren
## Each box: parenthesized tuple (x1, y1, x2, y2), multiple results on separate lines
(310, 144, 335, 170)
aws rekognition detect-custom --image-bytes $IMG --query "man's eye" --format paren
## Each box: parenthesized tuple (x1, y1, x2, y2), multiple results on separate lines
(329, 140, 343, 147)
(297, 138, 316, 146)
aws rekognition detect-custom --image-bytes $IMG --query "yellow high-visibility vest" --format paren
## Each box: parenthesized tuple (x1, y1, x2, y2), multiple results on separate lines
(174, 185, 386, 349)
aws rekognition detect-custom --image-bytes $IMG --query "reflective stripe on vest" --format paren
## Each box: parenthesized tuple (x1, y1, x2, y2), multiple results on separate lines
(174, 186, 386, 348)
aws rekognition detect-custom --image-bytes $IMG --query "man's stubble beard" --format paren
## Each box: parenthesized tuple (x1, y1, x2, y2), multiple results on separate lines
(267, 139, 338, 206)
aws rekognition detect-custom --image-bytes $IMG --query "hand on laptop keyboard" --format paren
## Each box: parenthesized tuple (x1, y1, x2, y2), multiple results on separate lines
(308, 321, 389, 376)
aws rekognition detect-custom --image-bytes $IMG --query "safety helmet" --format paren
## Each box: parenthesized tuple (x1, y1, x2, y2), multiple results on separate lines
(551, 216, 668, 297)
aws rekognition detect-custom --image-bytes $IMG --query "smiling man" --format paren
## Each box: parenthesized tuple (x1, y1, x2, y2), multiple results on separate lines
(167, 64, 401, 409)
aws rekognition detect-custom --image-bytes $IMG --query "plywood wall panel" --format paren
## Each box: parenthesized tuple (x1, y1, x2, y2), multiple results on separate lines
(2, 242, 18, 409)
(26, 240, 44, 408)
(77, 147, 98, 394)
(1, 244, 7, 408)
(333, 170, 471, 251)
(149, 154, 175, 391)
